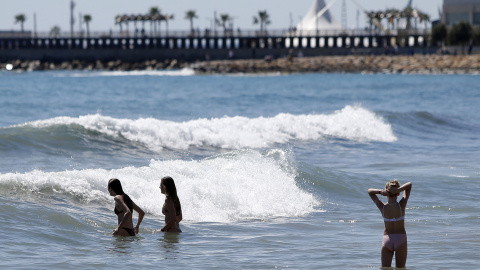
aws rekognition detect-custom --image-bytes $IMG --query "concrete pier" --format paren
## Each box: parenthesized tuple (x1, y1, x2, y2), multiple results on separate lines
(0, 34, 430, 62)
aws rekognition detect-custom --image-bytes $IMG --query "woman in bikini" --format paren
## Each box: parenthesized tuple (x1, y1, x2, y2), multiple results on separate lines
(159, 176, 182, 232)
(368, 179, 412, 268)
(108, 178, 145, 236)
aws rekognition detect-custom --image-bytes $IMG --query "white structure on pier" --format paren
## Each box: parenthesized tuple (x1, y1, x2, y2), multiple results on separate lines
(296, 0, 342, 33)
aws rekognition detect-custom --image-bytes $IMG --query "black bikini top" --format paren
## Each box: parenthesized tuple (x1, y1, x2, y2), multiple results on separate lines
(114, 207, 123, 215)
(162, 202, 181, 216)
(113, 194, 133, 215)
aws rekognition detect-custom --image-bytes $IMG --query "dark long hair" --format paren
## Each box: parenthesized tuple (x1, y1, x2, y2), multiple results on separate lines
(161, 176, 181, 216)
(108, 178, 133, 212)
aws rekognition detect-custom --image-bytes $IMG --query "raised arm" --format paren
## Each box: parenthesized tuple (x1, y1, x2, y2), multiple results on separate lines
(132, 201, 145, 234)
(400, 182, 412, 204)
(368, 188, 388, 211)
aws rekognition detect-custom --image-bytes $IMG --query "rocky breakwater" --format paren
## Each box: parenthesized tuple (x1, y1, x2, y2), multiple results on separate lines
(2, 55, 480, 74)
(0, 59, 188, 72)
(192, 55, 480, 75)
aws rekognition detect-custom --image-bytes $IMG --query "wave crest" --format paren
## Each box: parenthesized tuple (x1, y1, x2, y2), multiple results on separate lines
(0, 149, 319, 222)
(20, 105, 396, 151)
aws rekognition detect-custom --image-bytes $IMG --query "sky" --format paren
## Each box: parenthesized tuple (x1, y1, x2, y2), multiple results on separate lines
(1, 0, 444, 34)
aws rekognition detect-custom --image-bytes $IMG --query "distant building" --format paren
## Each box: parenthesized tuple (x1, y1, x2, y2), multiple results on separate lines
(442, 0, 480, 26)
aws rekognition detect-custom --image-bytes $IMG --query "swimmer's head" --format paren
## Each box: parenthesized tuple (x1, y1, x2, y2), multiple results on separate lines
(385, 179, 400, 195)
(161, 176, 178, 198)
(108, 178, 125, 195)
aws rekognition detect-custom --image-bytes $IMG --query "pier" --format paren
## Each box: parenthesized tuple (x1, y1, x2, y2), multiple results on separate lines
(0, 30, 431, 62)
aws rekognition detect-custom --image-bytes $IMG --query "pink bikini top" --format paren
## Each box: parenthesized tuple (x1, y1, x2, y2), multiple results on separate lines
(382, 203, 404, 222)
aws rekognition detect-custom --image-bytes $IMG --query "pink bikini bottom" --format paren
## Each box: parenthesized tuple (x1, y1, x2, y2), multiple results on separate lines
(382, 234, 407, 252)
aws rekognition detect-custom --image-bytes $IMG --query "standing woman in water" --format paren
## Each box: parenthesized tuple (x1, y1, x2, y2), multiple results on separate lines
(368, 180, 412, 268)
(108, 178, 145, 236)
(159, 176, 182, 232)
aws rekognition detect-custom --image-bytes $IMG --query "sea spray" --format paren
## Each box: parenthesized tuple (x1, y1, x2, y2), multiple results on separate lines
(19, 105, 397, 152)
(51, 67, 196, 77)
(0, 149, 319, 222)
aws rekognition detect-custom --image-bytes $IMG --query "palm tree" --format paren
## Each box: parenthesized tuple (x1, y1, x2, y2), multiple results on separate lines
(14, 14, 27, 32)
(420, 13, 430, 32)
(83, 14, 92, 37)
(115, 15, 123, 34)
(50, 25, 61, 37)
(149, 7, 160, 36)
(164, 14, 173, 36)
(185, 10, 198, 34)
(403, 7, 414, 30)
(386, 9, 399, 30)
(216, 14, 231, 36)
(253, 10, 270, 35)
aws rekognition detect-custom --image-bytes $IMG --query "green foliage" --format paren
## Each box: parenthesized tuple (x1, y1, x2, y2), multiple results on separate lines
(185, 10, 198, 32)
(252, 10, 271, 33)
(14, 14, 26, 24)
(447, 21, 472, 46)
(14, 13, 27, 32)
(472, 26, 480, 46)
(185, 10, 198, 20)
(83, 14, 92, 23)
(149, 7, 160, 16)
(431, 23, 447, 46)
(50, 25, 61, 37)
(216, 14, 231, 33)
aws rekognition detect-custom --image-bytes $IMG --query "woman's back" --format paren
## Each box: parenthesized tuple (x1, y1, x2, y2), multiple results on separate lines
(382, 200, 406, 235)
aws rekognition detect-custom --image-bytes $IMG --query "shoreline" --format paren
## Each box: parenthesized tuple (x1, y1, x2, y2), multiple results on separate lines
(2, 54, 480, 75)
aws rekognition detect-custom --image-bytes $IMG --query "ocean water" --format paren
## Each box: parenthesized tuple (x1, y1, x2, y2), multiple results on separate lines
(0, 69, 479, 269)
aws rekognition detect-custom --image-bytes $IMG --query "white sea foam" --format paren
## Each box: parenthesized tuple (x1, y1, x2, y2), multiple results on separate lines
(0, 149, 319, 222)
(55, 67, 195, 77)
(24, 105, 397, 151)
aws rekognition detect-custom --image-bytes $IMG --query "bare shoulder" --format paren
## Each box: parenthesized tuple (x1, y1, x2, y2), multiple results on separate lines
(114, 195, 125, 204)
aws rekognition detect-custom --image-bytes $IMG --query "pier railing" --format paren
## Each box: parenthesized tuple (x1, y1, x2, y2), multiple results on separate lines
(0, 28, 430, 39)
(0, 28, 430, 51)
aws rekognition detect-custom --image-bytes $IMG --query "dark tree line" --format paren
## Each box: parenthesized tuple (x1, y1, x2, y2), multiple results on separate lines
(432, 21, 480, 48)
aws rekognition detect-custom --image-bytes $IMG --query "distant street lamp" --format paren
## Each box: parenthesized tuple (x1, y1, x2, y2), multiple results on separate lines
(70, 0, 75, 37)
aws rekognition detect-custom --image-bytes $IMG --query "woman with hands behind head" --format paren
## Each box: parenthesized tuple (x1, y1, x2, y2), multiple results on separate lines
(159, 176, 182, 232)
(368, 180, 412, 268)
(108, 178, 145, 236)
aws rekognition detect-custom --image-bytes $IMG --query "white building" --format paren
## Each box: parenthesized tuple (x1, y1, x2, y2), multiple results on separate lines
(296, 0, 342, 33)
(442, 0, 480, 26)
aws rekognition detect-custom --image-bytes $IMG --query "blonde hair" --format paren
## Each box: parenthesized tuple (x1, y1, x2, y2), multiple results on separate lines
(385, 179, 400, 190)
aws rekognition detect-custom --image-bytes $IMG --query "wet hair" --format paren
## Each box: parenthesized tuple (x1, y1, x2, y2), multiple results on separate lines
(108, 178, 133, 212)
(385, 179, 401, 195)
(161, 176, 182, 216)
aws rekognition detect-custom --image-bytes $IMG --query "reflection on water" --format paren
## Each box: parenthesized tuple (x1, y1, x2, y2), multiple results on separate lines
(109, 235, 142, 254)
(158, 232, 181, 259)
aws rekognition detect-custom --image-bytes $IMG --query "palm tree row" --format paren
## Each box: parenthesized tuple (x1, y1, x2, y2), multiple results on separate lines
(115, 10, 174, 37)
(14, 13, 92, 37)
(185, 10, 271, 36)
(13, 8, 271, 37)
(366, 7, 430, 32)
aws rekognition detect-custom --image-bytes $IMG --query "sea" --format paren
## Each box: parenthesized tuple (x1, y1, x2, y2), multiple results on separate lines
(0, 68, 478, 269)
